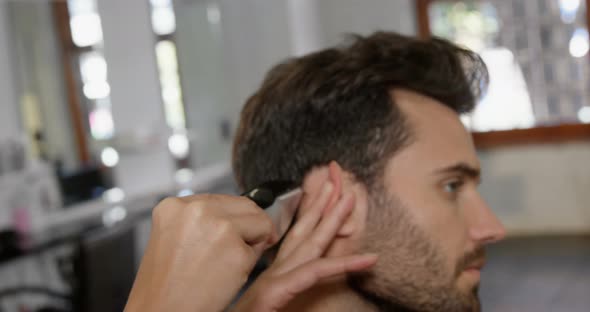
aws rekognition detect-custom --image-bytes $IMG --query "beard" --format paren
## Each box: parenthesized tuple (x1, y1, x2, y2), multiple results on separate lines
(347, 187, 483, 312)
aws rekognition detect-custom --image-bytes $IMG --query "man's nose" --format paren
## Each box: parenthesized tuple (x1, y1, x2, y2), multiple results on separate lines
(467, 195, 507, 245)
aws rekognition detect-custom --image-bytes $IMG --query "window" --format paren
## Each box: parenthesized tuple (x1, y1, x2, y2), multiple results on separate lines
(56, 0, 189, 166)
(149, 0, 190, 163)
(429, 0, 590, 131)
(67, 0, 115, 142)
(417, 0, 590, 147)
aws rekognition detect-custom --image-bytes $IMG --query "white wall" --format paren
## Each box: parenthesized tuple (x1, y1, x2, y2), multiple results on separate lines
(316, 0, 417, 47)
(286, 0, 323, 56)
(174, 0, 231, 168)
(175, 0, 293, 168)
(219, 0, 293, 114)
(0, 1, 20, 140)
(287, 0, 417, 55)
(7, 1, 78, 170)
(97, 0, 176, 197)
(479, 142, 590, 235)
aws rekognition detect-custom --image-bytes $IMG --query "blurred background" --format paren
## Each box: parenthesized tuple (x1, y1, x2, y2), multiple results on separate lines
(0, 0, 588, 311)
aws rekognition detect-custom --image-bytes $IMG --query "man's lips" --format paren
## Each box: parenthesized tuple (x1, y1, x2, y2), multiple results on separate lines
(456, 247, 487, 278)
(464, 258, 486, 271)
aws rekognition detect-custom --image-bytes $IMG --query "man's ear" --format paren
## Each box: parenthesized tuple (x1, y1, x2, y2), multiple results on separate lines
(301, 161, 366, 237)
(325, 161, 344, 212)
(301, 161, 342, 213)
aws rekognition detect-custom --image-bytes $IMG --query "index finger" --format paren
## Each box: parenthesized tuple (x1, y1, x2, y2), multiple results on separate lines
(276, 182, 334, 260)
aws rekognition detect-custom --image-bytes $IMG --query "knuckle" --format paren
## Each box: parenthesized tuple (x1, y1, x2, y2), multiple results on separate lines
(199, 193, 233, 204)
(260, 213, 273, 231)
(186, 195, 220, 218)
(188, 202, 207, 219)
(197, 193, 217, 202)
(152, 197, 183, 222)
(217, 219, 233, 233)
(211, 219, 233, 239)
(161, 196, 182, 206)
(156, 197, 183, 211)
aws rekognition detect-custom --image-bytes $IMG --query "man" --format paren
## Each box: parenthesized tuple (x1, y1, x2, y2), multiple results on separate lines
(231, 31, 505, 312)
(124, 31, 505, 312)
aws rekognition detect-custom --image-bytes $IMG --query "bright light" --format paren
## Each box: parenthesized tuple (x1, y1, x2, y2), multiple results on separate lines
(102, 205, 127, 227)
(460, 115, 472, 129)
(89, 107, 114, 140)
(70, 13, 103, 47)
(83, 81, 111, 99)
(80, 53, 107, 83)
(559, 0, 581, 14)
(578, 106, 590, 123)
(67, 0, 95, 17)
(558, 0, 580, 23)
(168, 133, 190, 159)
(156, 40, 179, 71)
(163, 86, 181, 103)
(177, 189, 194, 197)
(174, 168, 194, 185)
(156, 40, 186, 130)
(152, 7, 176, 35)
(470, 48, 535, 131)
(207, 4, 221, 24)
(102, 187, 125, 203)
(569, 28, 589, 58)
(150, 0, 172, 7)
(101, 147, 120, 167)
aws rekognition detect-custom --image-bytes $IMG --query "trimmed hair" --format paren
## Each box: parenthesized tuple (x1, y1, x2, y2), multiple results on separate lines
(232, 31, 488, 191)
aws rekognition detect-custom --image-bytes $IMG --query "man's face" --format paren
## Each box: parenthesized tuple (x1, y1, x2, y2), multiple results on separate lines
(349, 90, 506, 312)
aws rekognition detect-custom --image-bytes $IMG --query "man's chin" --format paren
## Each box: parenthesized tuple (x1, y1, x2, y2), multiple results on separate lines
(348, 277, 481, 312)
(456, 269, 482, 296)
(467, 294, 481, 312)
(459, 284, 481, 312)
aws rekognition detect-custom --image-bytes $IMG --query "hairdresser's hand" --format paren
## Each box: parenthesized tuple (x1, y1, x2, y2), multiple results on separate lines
(232, 182, 378, 312)
(124, 194, 279, 312)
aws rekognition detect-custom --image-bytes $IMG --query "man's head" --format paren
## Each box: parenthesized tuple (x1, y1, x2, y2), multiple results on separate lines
(232, 32, 505, 311)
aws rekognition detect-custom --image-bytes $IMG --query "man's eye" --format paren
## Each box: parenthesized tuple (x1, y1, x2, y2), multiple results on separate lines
(443, 180, 464, 194)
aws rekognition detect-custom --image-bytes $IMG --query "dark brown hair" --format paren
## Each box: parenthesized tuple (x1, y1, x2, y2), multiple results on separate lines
(232, 31, 488, 191)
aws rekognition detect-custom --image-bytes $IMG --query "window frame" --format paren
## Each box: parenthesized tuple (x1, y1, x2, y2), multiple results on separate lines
(52, 1, 91, 163)
(415, 0, 590, 149)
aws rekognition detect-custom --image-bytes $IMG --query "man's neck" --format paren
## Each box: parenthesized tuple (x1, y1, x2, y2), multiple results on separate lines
(280, 280, 378, 312)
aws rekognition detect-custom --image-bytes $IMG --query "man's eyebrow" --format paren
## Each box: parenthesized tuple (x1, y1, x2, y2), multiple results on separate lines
(434, 163, 481, 180)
